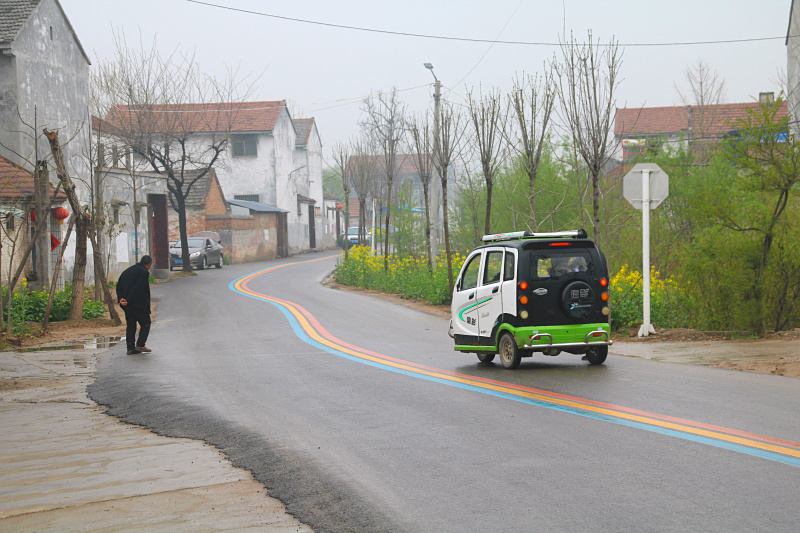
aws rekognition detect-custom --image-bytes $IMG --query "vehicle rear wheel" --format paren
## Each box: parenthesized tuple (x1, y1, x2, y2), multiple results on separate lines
(477, 353, 495, 363)
(584, 345, 608, 365)
(216, 254, 223, 268)
(498, 332, 521, 369)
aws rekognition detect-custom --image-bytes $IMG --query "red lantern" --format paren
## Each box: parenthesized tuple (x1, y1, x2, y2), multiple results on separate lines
(52, 207, 69, 220)
(30, 209, 35, 222)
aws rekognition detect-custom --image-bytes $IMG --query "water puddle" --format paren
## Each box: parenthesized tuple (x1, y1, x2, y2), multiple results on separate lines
(17, 336, 122, 353)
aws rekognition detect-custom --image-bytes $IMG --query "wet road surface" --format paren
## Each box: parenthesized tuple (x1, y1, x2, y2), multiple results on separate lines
(90, 252, 800, 532)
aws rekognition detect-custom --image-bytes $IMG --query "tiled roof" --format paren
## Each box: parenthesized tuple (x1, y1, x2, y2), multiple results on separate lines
(0, 0, 89, 63)
(105, 101, 286, 134)
(0, 155, 65, 200)
(169, 168, 218, 208)
(348, 153, 421, 175)
(227, 199, 287, 213)
(0, 0, 39, 44)
(297, 193, 316, 204)
(615, 101, 789, 139)
(293, 118, 314, 146)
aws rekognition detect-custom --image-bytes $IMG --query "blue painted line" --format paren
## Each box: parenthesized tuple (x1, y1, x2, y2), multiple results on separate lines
(229, 273, 800, 469)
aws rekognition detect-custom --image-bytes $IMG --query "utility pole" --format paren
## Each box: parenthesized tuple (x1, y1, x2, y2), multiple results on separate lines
(425, 63, 441, 261)
(32, 159, 50, 292)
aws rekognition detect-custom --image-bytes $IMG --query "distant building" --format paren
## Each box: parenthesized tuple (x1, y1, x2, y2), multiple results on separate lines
(0, 0, 90, 178)
(0, 154, 66, 287)
(787, 0, 800, 134)
(105, 101, 326, 255)
(0, 0, 91, 288)
(614, 99, 788, 160)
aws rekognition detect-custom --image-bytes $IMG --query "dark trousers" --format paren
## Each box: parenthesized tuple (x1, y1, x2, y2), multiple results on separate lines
(124, 307, 151, 350)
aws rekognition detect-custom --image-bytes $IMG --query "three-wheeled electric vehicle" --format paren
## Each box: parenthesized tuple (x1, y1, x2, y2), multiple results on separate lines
(449, 229, 612, 369)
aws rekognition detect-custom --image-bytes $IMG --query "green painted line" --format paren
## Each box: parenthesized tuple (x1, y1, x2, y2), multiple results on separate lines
(458, 297, 493, 322)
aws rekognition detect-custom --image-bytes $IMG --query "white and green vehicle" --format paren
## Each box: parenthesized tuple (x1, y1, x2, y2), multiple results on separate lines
(449, 229, 612, 369)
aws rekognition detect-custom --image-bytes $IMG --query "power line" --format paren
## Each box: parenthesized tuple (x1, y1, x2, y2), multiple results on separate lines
(187, 0, 788, 47)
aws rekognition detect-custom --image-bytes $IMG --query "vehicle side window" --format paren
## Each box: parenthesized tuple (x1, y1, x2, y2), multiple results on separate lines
(206, 239, 212, 247)
(483, 251, 503, 285)
(460, 254, 481, 291)
(503, 252, 515, 281)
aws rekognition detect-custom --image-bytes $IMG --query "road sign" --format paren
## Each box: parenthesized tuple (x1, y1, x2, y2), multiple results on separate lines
(623, 163, 669, 210)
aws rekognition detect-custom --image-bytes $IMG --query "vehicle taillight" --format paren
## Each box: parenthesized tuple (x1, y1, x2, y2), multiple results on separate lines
(601, 292, 609, 301)
(519, 281, 528, 291)
(520, 296, 529, 305)
(600, 278, 608, 287)
(549, 242, 571, 247)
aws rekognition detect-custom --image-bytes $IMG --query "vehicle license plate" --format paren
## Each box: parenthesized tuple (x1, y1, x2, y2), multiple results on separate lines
(175, 259, 182, 264)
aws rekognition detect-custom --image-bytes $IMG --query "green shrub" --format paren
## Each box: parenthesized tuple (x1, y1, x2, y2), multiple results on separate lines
(1, 283, 107, 327)
(609, 265, 691, 331)
(334, 246, 465, 305)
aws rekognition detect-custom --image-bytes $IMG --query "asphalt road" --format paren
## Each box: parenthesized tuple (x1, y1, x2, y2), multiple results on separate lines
(90, 252, 800, 533)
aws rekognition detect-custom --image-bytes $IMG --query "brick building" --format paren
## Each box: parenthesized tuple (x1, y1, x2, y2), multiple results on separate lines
(167, 168, 229, 241)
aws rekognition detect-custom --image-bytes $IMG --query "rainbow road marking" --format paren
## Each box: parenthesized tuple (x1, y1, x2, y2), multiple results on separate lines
(230, 258, 800, 468)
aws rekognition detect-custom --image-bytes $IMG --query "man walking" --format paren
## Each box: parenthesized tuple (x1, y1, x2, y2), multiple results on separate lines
(116, 255, 153, 355)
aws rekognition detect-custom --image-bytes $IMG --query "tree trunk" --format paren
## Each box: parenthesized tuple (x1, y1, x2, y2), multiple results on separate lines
(175, 193, 192, 272)
(384, 178, 393, 269)
(70, 215, 88, 320)
(529, 178, 537, 232)
(484, 177, 493, 235)
(441, 170, 453, 294)
(44, 214, 75, 330)
(591, 171, 601, 246)
(422, 182, 432, 269)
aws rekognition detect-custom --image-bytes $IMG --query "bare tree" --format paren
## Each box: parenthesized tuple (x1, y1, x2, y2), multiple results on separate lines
(330, 141, 352, 259)
(361, 88, 405, 268)
(466, 86, 507, 235)
(44, 129, 121, 325)
(553, 31, 623, 248)
(507, 70, 557, 231)
(96, 33, 253, 271)
(676, 60, 726, 160)
(434, 101, 467, 292)
(407, 111, 436, 267)
(349, 136, 378, 246)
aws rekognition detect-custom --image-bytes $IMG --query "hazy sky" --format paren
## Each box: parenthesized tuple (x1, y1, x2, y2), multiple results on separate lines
(60, 0, 790, 163)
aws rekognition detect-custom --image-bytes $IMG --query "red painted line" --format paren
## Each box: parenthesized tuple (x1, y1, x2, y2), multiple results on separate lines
(242, 269, 800, 452)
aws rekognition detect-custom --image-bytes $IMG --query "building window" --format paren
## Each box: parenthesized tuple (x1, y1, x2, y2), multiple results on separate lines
(234, 194, 260, 203)
(232, 140, 257, 157)
(50, 26, 53, 40)
(135, 209, 141, 225)
(5, 215, 14, 231)
(113, 207, 119, 224)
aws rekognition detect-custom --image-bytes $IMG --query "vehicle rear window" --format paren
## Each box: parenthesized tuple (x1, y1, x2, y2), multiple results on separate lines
(532, 251, 594, 280)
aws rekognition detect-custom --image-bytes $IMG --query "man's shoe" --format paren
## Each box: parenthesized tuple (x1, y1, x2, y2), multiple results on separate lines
(127, 348, 142, 355)
(137, 346, 152, 353)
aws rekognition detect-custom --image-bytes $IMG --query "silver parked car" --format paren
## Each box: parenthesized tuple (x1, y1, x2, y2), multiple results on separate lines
(169, 232, 224, 270)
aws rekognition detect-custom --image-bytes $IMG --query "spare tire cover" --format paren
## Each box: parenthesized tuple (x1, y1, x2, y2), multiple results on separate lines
(561, 281, 595, 320)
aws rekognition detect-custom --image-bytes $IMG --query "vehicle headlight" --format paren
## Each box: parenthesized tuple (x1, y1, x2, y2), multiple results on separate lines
(190, 252, 200, 258)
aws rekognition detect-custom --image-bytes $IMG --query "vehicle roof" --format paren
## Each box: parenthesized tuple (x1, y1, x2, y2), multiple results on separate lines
(471, 238, 598, 252)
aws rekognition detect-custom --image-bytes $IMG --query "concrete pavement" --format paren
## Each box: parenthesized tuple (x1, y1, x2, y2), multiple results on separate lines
(1, 336, 796, 532)
(0, 346, 312, 532)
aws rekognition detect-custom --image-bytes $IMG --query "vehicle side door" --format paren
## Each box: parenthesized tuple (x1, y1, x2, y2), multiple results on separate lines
(452, 250, 483, 338)
(475, 248, 505, 337)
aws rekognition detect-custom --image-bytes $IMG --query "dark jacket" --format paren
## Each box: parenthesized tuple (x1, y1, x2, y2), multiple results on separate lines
(116, 263, 151, 314)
